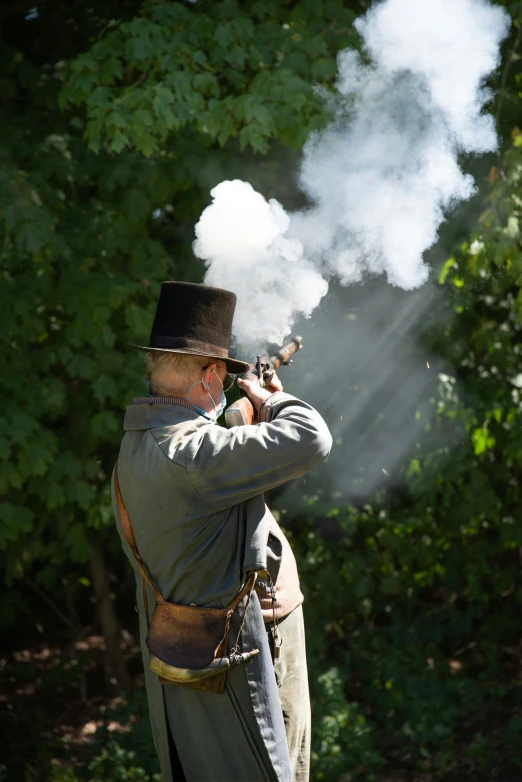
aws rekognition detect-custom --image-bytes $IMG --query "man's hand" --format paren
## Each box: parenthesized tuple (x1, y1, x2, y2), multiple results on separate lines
(236, 371, 283, 414)
(266, 371, 283, 394)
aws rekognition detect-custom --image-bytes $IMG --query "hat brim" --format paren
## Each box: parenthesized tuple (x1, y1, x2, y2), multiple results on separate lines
(129, 344, 250, 374)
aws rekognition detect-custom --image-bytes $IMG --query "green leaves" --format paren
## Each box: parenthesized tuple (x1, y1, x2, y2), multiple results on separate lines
(438, 137, 522, 469)
(312, 667, 382, 780)
(93, 375, 118, 403)
(471, 427, 496, 456)
(92, 412, 119, 438)
(0, 503, 33, 546)
(60, 1, 357, 156)
(0, 12, 178, 587)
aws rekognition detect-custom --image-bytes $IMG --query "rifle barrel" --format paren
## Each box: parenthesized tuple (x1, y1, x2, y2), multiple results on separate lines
(269, 336, 302, 370)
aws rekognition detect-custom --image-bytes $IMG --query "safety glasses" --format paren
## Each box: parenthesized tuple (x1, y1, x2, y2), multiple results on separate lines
(221, 372, 236, 393)
(204, 365, 236, 393)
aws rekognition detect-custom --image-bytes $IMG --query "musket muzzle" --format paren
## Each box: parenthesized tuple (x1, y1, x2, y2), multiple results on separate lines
(269, 336, 302, 370)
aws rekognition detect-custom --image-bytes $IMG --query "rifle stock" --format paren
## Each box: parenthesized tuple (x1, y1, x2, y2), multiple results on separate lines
(224, 397, 257, 428)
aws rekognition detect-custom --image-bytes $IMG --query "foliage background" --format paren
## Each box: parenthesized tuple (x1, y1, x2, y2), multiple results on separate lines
(1, 0, 522, 780)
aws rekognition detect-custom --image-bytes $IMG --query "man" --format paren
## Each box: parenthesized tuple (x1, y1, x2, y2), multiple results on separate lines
(112, 281, 332, 781)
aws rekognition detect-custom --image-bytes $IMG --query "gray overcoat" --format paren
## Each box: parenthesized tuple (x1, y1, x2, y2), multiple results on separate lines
(111, 391, 332, 781)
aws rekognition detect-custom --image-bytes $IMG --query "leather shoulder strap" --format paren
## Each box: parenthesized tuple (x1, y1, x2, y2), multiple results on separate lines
(114, 462, 163, 603)
(226, 573, 257, 610)
(115, 463, 259, 620)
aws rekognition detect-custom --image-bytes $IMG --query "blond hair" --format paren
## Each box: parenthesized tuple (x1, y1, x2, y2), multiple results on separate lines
(145, 350, 212, 396)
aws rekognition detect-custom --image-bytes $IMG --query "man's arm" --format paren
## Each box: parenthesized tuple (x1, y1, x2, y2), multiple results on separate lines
(185, 392, 333, 510)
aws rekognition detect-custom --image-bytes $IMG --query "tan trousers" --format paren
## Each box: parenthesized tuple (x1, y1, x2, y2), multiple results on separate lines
(268, 605, 311, 782)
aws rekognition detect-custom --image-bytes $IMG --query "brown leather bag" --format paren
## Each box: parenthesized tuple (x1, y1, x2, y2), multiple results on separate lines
(114, 464, 259, 694)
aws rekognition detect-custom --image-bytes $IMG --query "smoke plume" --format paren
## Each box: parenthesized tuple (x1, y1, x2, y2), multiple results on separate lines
(194, 180, 328, 345)
(194, 0, 509, 350)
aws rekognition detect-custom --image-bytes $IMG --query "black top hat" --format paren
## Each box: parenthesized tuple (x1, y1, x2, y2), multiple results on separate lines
(132, 281, 249, 374)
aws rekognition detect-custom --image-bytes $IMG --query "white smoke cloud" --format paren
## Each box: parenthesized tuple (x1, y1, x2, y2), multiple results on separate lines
(194, 180, 328, 345)
(194, 0, 510, 348)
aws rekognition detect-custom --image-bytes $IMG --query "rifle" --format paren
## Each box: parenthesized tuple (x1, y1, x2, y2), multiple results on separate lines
(224, 336, 303, 428)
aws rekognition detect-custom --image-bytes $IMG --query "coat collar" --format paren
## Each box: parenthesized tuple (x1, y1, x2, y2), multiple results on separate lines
(123, 396, 216, 431)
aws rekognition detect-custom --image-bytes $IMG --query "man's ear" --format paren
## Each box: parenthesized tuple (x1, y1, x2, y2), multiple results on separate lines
(202, 363, 217, 389)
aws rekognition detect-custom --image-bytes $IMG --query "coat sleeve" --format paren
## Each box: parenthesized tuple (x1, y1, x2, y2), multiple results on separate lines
(184, 392, 333, 510)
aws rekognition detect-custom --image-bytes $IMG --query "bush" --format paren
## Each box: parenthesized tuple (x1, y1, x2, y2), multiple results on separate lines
(49, 744, 160, 782)
(312, 667, 383, 781)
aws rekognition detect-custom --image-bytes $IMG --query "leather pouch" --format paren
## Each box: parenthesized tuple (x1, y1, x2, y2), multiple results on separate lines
(114, 464, 258, 694)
